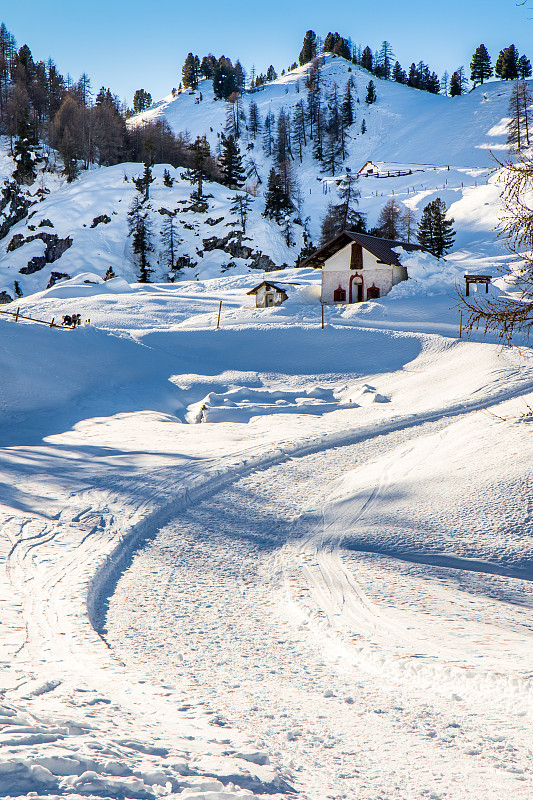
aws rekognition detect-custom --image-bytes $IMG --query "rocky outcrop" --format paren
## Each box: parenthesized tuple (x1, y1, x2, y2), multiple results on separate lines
(19, 234, 73, 275)
(0, 291, 13, 304)
(47, 271, 70, 288)
(90, 214, 111, 228)
(0, 181, 30, 242)
(202, 230, 276, 270)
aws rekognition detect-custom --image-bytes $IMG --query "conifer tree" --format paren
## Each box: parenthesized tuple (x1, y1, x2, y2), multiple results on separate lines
(320, 172, 365, 243)
(360, 46, 373, 73)
(128, 195, 153, 282)
(392, 61, 407, 84)
(160, 213, 181, 274)
(133, 161, 154, 201)
(417, 197, 455, 257)
(248, 100, 262, 139)
(163, 168, 174, 187)
(507, 80, 532, 150)
(200, 54, 217, 79)
(495, 45, 520, 80)
(275, 108, 292, 165)
(262, 110, 275, 157)
(341, 79, 354, 127)
(518, 54, 532, 79)
(470, 44, 492, 86)
(292, 100, 307, 162)
(182, 53, 199, 89)
(189, 135, 212, 197)
(230, 193, 252, 232)
(263, 167, 293, 222)
(299, 30, 317, 66)
(219, 133, 245, 189)
(375, 41, 394, 79)
(13, 109, 40, 184)
(133, 89, 152, 112)
(449, 71, 461, 96)
(365, 80, 376, 104)
(375, 198, 404, 239)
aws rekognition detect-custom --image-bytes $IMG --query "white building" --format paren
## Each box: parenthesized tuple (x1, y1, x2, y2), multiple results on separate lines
(247, 280, 289, 308)
(300, 231, 424, 304)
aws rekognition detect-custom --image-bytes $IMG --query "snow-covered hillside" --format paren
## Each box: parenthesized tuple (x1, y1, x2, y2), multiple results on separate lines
(0, 54, 523, 299)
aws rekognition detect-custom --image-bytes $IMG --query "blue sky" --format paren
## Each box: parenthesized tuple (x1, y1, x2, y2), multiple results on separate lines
(1, 1, 530, 105)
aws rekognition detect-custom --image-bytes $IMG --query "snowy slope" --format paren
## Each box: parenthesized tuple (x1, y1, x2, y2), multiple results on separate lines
(0, 55, 522, 298)
(1, 271, 533, 799)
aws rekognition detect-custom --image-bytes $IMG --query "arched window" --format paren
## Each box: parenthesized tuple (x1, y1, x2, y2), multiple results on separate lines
(333, 286, 346, 302)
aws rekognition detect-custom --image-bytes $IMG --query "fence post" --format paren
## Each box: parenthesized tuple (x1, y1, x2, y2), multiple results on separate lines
(216, 300, 222, 329)
(321, 304, 324, 329)
(15, 307, 19, 322)
(459, 310, 463, 339)
(50, 317, 54, 328)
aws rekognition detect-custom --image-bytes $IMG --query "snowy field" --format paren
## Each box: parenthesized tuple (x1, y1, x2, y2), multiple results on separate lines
(0, 268, 532, 800)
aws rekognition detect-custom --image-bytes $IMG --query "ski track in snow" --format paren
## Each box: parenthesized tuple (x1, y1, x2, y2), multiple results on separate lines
(105, 414, 533, 800)
(1, 303, 533, 798)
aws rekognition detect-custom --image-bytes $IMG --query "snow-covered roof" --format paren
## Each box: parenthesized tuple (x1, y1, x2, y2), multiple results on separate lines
(246, 280, 288, 295)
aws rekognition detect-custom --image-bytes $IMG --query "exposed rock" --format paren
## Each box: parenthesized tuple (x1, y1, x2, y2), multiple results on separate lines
(90, 214, 111, 228)
(19, 234, 73, 275)
(0, 180, 31, 242)
(7, 234, 25, 252)
(0, 291, 13, 304)
(205, 216, 224, 226)
(47, 272, 70, 288)
(201, 230, 274, 268)
(38, 218, 54, 228)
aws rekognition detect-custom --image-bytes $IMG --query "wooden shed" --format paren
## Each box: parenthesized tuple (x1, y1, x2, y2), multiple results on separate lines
(247, 281, 289, 308)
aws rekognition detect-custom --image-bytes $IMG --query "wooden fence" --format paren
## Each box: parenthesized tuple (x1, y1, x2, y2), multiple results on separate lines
(0, 307, 76, 329)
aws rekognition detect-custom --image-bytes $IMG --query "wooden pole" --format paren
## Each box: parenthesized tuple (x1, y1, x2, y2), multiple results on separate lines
(15, 307, 19, 322)
(321, 304, 324, 329)
(459, 310, 463, 339)
(50, 317, 55, 328)
(216, 300, 222, 329)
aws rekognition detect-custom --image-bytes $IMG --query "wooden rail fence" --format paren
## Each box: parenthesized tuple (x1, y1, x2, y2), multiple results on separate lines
(0, 307, 76, 329)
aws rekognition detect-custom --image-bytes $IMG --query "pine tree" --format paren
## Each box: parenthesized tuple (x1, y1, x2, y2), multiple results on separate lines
(376, 198, 403, 239)
(189, 135, 212, 197)
(248, 100, 261, 139)
(230, 193, 252, 232)
(449, 71, 461, 96)
(495, 45, 520, 80)
(299, 30, 317, 66)
(133, 161, 154, 201)
(128, 195, 153, 282)
(341, 79, 354, 127)
(320, 172, 365, 243)
(266, 65, 277, 82)
(13, 109, 40, 185)
(470, 44, 492, 86)
(392, 61, 407, 84)
(262, 110, 275, 157)
(417, 197, 455, 257)
(518, 54, 532, 79)
(375, 41, 394, 79)
(182, 53, 199, 89)
(219, 133, 245, 189)
(507, 80, 532, 150)
(133, 89, 152, 112)
(360, 46, 373, 73)
(200, 54, 217, 79)
(292, 100, 307, 162)
(263, 167, 292, 222)
(163, 168, 174, 187)
(361, 118, 367, 134)
(365, 80, 376, 104)
(160, 213, 181, 274)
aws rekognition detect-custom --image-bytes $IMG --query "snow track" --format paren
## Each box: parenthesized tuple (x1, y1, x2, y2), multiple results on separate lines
(106, 409, 533, 800)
